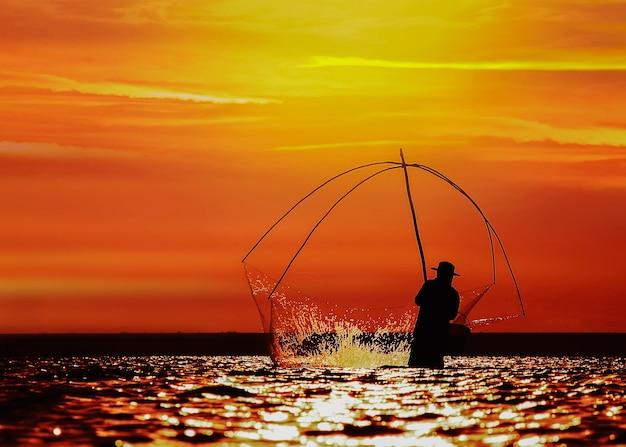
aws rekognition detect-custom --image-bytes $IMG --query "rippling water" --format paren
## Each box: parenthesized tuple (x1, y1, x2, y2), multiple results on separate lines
(1, 356, 625, 446)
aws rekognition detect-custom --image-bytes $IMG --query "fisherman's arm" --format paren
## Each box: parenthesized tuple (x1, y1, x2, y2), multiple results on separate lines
(449, 291, 460, 320)
(415, 282, 428, 305)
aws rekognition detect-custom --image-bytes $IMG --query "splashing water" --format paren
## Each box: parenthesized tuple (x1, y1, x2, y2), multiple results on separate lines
(244, 264, 491, 367)
(270, 294, 416, 368)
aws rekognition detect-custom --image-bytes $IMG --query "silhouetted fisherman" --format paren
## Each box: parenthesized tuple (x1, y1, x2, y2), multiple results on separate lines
(408, 261, 460, 368)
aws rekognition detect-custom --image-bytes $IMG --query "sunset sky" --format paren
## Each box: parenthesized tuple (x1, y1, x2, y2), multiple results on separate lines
(1, 0, 625, 333)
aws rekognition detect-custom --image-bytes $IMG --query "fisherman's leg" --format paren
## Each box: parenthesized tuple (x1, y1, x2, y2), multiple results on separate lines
(408, 328, 428, 367)
(433, 355, 445, 369)
(408, 339, 422, 367)
(407, 327, 418, 367)
(408, 350, 417, 367)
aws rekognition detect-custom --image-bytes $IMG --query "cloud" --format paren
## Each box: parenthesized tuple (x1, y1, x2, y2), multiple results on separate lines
(367, 112, 626, 149)
(0, 141, 138, 159)
(270, 115, 626, 154)
(272, 140, 417, 151)
(473, 117, 626, 148)
(0, 278, 225, 298)
(0, 71, 278, 105)
(0, 141, 177, 180)
(302, 56, 626, 72)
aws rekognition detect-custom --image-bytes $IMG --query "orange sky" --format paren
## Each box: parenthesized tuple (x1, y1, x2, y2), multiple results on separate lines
(1, 0, 625, 332)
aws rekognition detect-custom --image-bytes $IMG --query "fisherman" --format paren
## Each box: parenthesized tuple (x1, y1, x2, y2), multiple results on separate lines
(408, 261, 460, 368)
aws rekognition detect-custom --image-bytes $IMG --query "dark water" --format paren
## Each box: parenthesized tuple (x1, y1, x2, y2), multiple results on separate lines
(1, 356, 625, 446)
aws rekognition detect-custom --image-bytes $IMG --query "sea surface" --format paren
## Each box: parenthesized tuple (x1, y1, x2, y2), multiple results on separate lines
(1, 356, 625, 446)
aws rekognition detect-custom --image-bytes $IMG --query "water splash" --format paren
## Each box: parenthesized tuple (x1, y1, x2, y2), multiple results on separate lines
(244, 264, 488, 367)
(270, 293, 416, 368)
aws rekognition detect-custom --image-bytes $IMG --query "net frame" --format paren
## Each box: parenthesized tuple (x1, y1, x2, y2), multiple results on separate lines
(242, 152, 525, 365)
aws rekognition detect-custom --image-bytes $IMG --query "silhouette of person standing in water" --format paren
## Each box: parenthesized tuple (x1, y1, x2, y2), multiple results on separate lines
(408, 261, 460, 368)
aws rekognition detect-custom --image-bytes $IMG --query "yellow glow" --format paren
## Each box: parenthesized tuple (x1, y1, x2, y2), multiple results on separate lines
(303, 56, 626, 71)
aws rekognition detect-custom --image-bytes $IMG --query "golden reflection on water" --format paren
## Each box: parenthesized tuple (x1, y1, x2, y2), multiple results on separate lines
(0, 356, 625, 446)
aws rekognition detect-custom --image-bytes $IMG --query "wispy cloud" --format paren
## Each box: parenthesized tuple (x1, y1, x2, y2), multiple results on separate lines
(0, 141, 167, 161)
(302, 56, 626, 72)
(0, 278, 224, 298)
(272, 140, 418, 151)
(48, 78, 278, 105)
(366, 112, 626, 149)
(0, 71, 278, 105)
(460, 117, 626, 148)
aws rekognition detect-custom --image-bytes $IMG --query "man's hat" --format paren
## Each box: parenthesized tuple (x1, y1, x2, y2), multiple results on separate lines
(431, 261, 460, 276)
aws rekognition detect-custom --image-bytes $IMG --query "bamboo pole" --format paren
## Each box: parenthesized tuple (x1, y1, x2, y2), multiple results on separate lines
(400, 149, 428, 283)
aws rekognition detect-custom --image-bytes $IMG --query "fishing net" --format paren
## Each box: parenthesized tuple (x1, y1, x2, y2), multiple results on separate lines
(242, 159, 525, 367)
